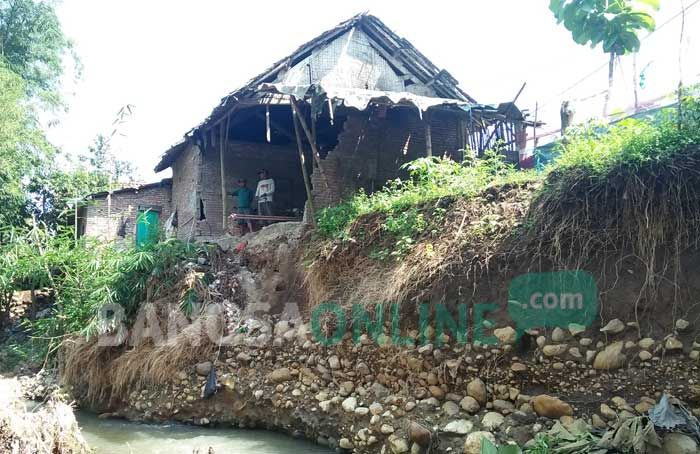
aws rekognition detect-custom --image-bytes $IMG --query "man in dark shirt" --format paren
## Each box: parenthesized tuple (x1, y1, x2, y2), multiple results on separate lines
(230, 178, 254, 234)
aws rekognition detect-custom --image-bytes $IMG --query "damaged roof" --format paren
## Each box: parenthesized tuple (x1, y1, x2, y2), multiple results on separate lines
(88, 178, 172, 199)
(155, 13, 476, 172)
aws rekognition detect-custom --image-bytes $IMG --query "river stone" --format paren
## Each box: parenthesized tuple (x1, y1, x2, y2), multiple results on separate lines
(569, 323, 586, 336)
(467, 378, 487, 405)
(388, 435, 409, 453)
(328, 355, 340, 370)
(542, 344, 568, 357)
(481, 412, 505, 430)
(551, 327, 566, 342)
(460, 396, 480, 413)
(195, 361, 212, 376)
(665, 337, 683, 351)
(443, 419, 473, 435)
(600, 403, 617, 420)
(494, 327, 517, 344)
(268, 367, 293, 383)
(493, 399, 515, 412)
(429, 385, 445, 400)
(381, 424, 395, 434)
(593, 342, 626, 370)
(662, 433, 697, 453)
(511, 362, 527, 373)
(600, 319, 625, 334)
(339, 438, 353, 449)
(408, 421, 432, 447)
(638, 338, 655, 349)
(532, 394, 573, 418)
(342, 397, 357, 413)
(463, 431, 496, 454)
(675, 319, 690, 331)
(639, 350, 653, 361)
(369, 402, 383, 415)
(442, 401, 460, 416)
(536, 336, 547, 348)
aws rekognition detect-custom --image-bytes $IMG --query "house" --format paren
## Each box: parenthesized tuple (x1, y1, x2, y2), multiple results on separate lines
(81, 179, 173, 244)
(84, 13, 533, 243)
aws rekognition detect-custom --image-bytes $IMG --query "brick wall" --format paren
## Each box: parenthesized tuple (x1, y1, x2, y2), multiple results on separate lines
(83, 183, 173, 243)
(311, 107, 462, 208)
(194, 140, 307, 236)
(172, 143, 201, 241)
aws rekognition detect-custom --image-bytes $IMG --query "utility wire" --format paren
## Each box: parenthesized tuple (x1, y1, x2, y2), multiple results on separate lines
(540, 0, 700, 110)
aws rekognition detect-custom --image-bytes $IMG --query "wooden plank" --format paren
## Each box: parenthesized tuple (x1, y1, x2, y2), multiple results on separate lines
(292, 106, 316, 225)
(289, 97, 330, 189)
(229, 214, 302, 222)
(424, 115, 433, 157)
(219, 116, 230, 231)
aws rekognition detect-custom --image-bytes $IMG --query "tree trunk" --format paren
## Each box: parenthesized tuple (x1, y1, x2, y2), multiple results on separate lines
(603, 52, 615, 117)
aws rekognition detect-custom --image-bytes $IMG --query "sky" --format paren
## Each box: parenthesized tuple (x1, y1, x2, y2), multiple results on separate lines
(47, 0, 700, 182)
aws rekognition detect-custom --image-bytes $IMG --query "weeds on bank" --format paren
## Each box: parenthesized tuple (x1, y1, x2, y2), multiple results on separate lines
(0, 225, 209, 360)
(317, 149, 536, 257)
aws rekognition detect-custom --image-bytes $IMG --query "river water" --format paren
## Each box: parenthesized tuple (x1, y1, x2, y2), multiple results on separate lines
(75, 410, 333, 454)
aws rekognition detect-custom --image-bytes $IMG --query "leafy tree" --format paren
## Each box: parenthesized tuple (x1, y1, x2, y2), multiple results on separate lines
(0, 61, 52, 227)
(550, 0, 659, 115)
(0, 0, 74, 104)
(31, 133, 136, 228)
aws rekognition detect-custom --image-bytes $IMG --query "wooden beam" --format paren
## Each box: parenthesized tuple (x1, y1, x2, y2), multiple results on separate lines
(253, 110, 296, 141)
(292, 108, 316, 226)
(219, 116, 230, 231)
(424, 113, 433, 157)
(289, 96, 329, 189)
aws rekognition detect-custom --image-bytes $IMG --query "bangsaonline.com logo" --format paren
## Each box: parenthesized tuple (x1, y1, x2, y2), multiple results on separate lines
(97, 271, 598, 347)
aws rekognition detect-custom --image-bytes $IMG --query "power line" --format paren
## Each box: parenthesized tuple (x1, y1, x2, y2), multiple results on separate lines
(540, 0, 700, 109)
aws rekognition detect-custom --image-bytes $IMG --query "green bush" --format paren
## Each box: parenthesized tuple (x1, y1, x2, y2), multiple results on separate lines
(0, 224, 208, 358)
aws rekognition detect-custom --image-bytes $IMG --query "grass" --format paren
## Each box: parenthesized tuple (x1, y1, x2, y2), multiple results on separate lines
(307, 95, 700, 312)
(0, 225, 213, 364)
(317, 149, 537, 257)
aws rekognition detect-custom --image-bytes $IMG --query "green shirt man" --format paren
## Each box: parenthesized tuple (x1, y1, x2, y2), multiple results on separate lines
(230, 179, 254, 233)
(232, 185, 253, 209)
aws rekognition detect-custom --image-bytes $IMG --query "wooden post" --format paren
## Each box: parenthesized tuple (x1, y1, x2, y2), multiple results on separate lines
(289, 96, 329, 188)
(219, 120, 228, 231)
(424, 112, 433, 157)
(74, 198, 79, 243)
(292, 108, 316, 226)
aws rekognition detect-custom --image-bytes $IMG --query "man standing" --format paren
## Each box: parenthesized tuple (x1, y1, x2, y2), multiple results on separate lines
(230, 178, 254, 234)
(255, 169, 275, 224)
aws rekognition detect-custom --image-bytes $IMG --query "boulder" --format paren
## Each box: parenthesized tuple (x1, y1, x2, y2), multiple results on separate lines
(662, 433, 697, 454)
(665, 337, 683, 351)
(408, 421, 432, 447)
(388, 435, 409, 453)
(542, 344, 568, 357)
(195, 361, 212, 376)
(600, 319, 625, 334)
(467, 378, 487, 405)
(459, 396, 480, 413)
(551, 327, 566, 342)
(268, 367, 293, 383)
(443, 419, 473, 435)
(481, 412, 505, 430)
(532, 394, 573, 419)
(442, 401, 460, 416)
(342, 397, 357, 413)
(494, 327, 517, 345)
(593, 342, 626, 370)
(463, 431, 496, 454)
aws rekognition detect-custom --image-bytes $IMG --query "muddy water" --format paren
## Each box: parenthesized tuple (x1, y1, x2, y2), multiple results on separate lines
(75, 410, 333, 454)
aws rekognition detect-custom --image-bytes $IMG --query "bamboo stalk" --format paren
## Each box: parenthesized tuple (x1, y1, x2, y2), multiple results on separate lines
(289, 97, 329, 188)
(292, 107, 316, 225)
